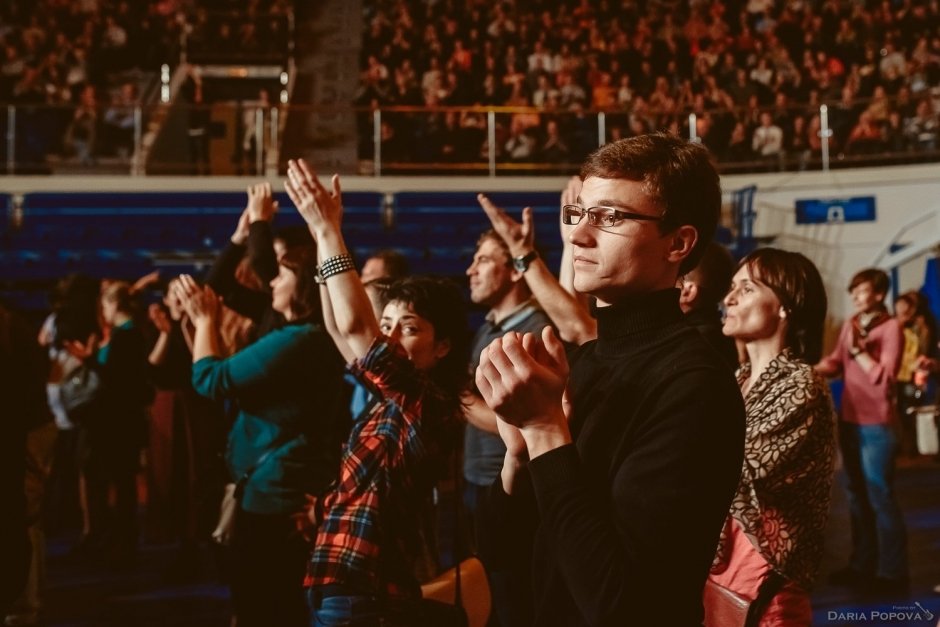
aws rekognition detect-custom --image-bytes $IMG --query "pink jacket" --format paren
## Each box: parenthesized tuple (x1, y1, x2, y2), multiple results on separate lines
(817, 315, 903, 425)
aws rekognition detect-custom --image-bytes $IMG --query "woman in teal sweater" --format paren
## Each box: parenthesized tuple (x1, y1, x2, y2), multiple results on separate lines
(178, 246, 347, 627)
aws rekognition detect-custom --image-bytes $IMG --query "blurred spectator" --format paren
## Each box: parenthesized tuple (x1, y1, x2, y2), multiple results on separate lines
(0, 305, 51, 616)
(64, 84, 98, 165)
(752, 110, 784, 163)
(904, 99, 939, 152)
(504, 116, 537, 162)
(239, 88, 272, 175)
(725, 121, 756, 163)
(68, 281, 152, 567)
(884, 110, 907, 153)
(893, 291, 938, 457)
(786, 114, 812, 170)
(360, 249, 410, 284)
(846, 111, 886, 155)
(540, 119, 570, 164)
(184, 77, 211, 175)
(102, 81, 139, 159)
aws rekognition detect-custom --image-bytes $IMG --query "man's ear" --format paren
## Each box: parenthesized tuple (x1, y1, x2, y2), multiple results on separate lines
(666, 225, 698, 265)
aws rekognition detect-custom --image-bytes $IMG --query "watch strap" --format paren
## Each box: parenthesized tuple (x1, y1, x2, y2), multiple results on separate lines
(512, 250, 539, 272)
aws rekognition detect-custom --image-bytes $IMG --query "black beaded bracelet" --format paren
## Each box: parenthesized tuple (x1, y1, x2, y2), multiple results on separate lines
(318, 254, 357, 282)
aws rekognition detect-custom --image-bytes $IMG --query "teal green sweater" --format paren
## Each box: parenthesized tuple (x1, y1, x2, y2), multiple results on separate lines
(192, 323, 347, 514)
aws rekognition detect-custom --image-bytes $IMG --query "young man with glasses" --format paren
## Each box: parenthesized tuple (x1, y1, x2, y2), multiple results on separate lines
(475, 133, 746, 626)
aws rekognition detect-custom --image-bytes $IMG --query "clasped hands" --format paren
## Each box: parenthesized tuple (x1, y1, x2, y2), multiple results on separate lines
(476, 326, 572, 465)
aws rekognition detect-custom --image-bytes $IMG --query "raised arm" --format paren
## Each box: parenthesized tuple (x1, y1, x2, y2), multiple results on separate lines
(130, 270, 161, 296)
(245, 182, 279, 286)
(815, 319, 849, 378)
(477, 194, 597, 345)
(315, 241, 357, 364)
(285, 159, 379, 360)
(205, 207, 270, 323)
(147, 303, 172, 366)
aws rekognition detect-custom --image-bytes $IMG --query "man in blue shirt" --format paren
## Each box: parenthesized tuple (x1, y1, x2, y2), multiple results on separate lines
(463, 230, 552, 627)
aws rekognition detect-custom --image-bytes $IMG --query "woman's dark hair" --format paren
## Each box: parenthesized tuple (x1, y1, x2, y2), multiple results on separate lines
(53, 273, 101, 343)
(384, 276, 470, 398)
(278, 245, 322, 324)
(741, 248, 828, 363)
(384, 276, 470, 484)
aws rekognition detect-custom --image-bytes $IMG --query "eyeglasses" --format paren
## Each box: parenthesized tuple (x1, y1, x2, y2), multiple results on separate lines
(561, 204, 664, 228)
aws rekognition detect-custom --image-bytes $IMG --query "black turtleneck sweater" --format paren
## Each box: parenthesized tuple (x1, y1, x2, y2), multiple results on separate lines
(685, 305, 740, 371)
(487, 288, 745, 627)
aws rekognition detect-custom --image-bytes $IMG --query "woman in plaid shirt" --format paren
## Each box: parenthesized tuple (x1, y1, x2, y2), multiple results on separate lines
(285, 159, 470, 626)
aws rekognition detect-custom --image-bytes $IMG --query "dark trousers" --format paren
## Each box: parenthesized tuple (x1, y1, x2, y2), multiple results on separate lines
(44, 428, 82, 533)
(464, 481, 533, 627)
(231, 507, 308, 627)
(83, 440, 139, 554)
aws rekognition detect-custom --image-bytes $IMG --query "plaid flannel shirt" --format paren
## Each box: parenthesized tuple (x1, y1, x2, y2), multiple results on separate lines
(306, 337, 449, 598)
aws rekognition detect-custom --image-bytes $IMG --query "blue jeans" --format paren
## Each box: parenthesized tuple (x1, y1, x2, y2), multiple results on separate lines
(308, 590, 383, 627)
(839, 422, 909, 579)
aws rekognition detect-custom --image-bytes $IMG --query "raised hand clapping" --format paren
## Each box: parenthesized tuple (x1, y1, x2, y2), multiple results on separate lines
(284, 158, 343, 235)
(246, 181, 279, 223)
(477, 193, 534, 258)
(176, 274, 221, 324)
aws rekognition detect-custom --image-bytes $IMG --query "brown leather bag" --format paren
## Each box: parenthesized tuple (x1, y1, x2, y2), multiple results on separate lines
(703, 579, 749, 627)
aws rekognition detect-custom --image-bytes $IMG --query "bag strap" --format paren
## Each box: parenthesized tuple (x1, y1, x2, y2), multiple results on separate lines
(744, 570, 787, 627)
(234, 429, 299, 499)
(452, 448, 463, 610)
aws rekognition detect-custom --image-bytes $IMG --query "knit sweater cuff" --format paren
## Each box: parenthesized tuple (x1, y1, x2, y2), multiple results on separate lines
(528, 443, 582, 513)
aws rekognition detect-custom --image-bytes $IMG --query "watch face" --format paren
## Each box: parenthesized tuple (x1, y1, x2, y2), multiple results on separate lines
(513, 251, 536, 272)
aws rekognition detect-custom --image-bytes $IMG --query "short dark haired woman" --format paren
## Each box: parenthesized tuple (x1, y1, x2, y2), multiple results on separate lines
(285, 158, 470, 626)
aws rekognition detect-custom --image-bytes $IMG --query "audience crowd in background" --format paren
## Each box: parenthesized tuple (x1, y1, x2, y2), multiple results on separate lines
(3, 0, 939, 173)
(0, 0, 291, 171)
(359, 0, 940, 169)
(0, 0, 185, 168)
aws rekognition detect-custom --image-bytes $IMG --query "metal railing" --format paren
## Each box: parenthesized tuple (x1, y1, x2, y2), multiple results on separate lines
(1, 97, 937, 177)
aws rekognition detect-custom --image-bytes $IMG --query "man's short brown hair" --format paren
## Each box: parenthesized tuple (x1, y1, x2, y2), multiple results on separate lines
(580, 133, 722, 275)
(476, 230, 511, 264)
(848, 268, 889, 296)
